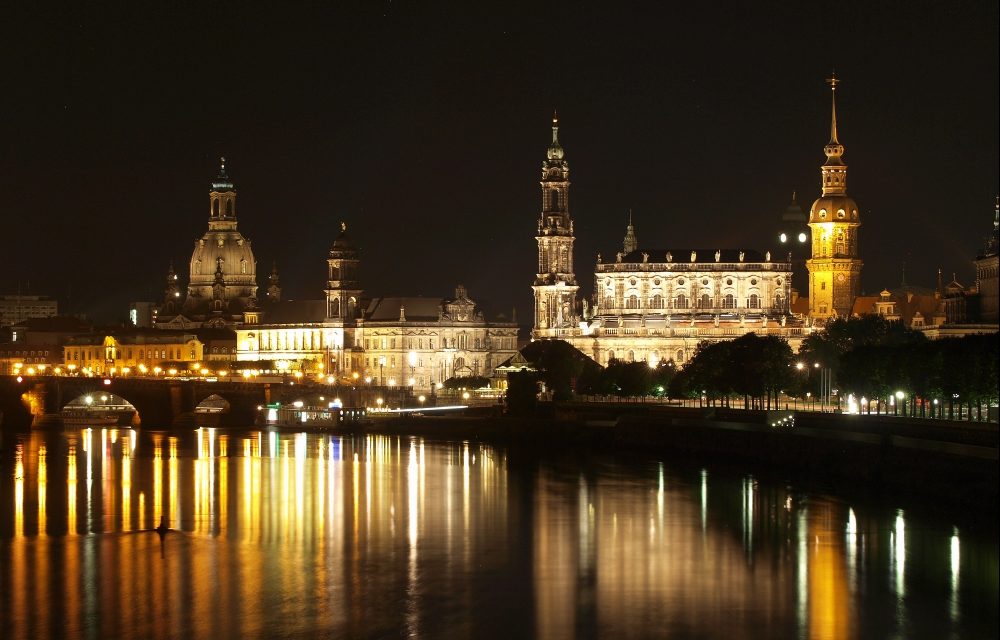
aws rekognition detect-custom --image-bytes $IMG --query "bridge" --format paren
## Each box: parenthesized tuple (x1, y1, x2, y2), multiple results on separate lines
(0, 375, 421, 430)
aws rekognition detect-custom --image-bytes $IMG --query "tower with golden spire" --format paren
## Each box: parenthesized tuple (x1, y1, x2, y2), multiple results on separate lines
(532, 111, 579, 337)
(806, 75, 863, 321)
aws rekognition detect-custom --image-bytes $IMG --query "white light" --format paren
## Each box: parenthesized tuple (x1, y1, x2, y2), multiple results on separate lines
(779, 233, 787, 243)
(798, 232, 807, 243)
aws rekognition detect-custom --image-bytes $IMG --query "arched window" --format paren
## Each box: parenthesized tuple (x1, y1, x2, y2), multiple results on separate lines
(627, 294, 639, 309)
(240, 259, 247, 274)
(724, 293, 735, 309)
(748, 293, 760, 309)
(195, 260, 202, 275)
(774, 295, 784, 310)
(550, 188, 560, 210)
(675, 293, 688, 309)
(226, 200, 233, 216)
(650, 294, 663, 309)
(699, 293, 711, 309)
(676, 349, 684, 362)
(347, 297, 357, 318)
(627, 350, 635, 362)
(604, 295, 614, 309)
(212, 199, 220, 217)
(330, 298, 341, 317)
(836, 231, 846, 256)
(607, 350, 616, 364)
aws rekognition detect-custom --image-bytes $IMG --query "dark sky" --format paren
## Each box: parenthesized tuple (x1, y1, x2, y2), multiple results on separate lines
(2, 2, 997, 323)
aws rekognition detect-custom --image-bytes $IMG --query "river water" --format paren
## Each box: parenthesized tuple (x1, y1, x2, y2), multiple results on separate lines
(0, 427, 996, 639)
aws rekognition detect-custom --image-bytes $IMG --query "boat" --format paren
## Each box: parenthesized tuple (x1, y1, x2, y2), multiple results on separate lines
(267, 405, 368, 430)
(60, 411, 125, 427)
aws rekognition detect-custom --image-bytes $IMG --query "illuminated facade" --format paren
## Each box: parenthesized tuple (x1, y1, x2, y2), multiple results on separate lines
(532, 113, 579, 337)
(530, 117, 805, 365)
(235, 226, 518, 386)
(806, 76, 863, 321)
(156, 159, 260, 328)
(63, 331, 205, 375)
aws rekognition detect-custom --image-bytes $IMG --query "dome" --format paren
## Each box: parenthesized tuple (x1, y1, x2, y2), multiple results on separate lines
(547, 141, 564, 161)
(809, 195, 859, 224)
(332, 229, 355, 251)
(188, 229, 257, 287)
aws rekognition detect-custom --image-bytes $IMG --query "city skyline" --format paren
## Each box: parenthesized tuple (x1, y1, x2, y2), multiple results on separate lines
(3, 3, 997, 323)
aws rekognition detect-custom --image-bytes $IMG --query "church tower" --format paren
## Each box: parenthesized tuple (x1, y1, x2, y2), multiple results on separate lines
(807, 76, 862, 321)
(325, 222, 362, 321)
(532, 112, 579, 338)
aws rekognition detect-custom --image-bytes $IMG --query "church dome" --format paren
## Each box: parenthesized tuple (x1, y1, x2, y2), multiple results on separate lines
(809, 194, 859, 224)
(189, 230, 257, 284)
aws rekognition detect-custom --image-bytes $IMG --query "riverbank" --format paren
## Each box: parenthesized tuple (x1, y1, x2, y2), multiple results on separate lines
(363, 404, 998, 510)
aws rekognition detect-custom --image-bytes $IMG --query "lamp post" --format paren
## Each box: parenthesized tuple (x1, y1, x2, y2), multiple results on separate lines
(378, 355, 386, 387)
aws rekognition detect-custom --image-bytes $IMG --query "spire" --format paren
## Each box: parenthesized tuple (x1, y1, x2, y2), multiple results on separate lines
(547, 109, 564, 161)
(211, 156, 234, 191)
(623, 209, 638, 254)
(826, 74, 840, 144)
(820, 74, 847, 195)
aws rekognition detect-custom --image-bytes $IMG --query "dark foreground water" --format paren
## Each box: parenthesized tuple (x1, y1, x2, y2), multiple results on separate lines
(0, 427, 996, 639)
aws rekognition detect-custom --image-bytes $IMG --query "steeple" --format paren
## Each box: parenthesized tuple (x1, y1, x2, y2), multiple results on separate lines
(984, 196, 1000, 257)
(623, 210, 638, 254)
(209, 156, 238, 230)
(533, 112, 578, 337)
(821, 74, 847, 195)
(267, 261, 281, 302)
(547, 110, 564, 160)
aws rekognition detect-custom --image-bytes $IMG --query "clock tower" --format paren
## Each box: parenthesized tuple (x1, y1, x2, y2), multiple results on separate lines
(807, 75, 863, 321)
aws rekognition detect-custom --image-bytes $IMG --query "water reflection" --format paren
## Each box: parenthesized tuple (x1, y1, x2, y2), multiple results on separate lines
(0, 428, 996, 639)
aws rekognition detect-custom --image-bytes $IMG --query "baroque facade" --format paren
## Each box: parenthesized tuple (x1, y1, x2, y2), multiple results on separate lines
(530, 117, 805, 366)
(234, 225, 519, 387)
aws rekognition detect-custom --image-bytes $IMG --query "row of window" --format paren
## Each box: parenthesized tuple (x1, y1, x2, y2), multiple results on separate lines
(66, 348, 194, 361)
(0, 350, 51, 357)
(606, 293, 778, 309)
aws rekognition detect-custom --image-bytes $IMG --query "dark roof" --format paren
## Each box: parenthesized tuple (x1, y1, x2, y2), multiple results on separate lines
(365, 297, 442, 321)
(262, 300, 327, 324)
(618, 249, 772, 264)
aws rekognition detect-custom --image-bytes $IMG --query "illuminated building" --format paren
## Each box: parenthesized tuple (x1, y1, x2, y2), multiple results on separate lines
(806, 75, 863, 321)
(530, 117, 805, 366)
(235, 226, 518, 386)
(156, 158, 260, 328)
(63, 330, 205, 375)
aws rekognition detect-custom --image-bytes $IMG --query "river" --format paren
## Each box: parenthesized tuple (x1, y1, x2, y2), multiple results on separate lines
(0, 426, 996, 639)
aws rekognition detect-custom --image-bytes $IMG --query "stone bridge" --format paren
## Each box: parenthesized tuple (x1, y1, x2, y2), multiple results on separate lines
(0, 375, 272, 429)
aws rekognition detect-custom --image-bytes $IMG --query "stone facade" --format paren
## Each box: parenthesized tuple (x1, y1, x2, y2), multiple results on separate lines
(530, 117, 805, 365)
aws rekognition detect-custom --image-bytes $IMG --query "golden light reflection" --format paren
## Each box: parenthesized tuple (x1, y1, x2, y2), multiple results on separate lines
(38, 444, 47, 536)
(68, 444, 77, 534)
(14, 443, 24, 537)
(808, 503, 850, 640)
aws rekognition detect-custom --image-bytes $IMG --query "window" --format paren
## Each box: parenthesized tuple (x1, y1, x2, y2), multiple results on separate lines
(749, 294, 760, 309)
(699, 294, 711, 309)
(626, 294, 639, 309)
(821, 282, 826, 290)
(723, 294, 735, 309)
(650, 294, 663, 309)
(675, 294, 688, 309)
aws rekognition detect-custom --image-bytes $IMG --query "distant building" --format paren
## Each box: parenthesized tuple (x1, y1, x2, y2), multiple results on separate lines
(234, 225, 519, 387)
(0, 294, 58, 328)
(63, 330, 206, 376)
(530, 114, 805, 366)
(974, 198, 999, 323)
(0, 316, 91, 374)
(155, 158, 260, 329)
(129, 301, 156, 328)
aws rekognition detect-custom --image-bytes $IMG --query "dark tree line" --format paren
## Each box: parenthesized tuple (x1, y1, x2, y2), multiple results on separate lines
(505, 323, 997, 421)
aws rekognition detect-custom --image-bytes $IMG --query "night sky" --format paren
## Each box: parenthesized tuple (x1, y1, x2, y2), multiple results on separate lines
(3, 2, 997, 324)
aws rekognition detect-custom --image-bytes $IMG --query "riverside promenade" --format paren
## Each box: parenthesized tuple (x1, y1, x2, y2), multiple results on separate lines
(365, 402, 999, 509)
